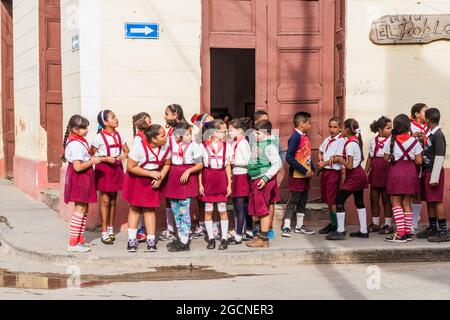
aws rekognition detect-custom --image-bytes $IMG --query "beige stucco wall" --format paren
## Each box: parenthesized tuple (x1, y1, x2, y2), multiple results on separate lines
(61, 0, 202, 144)
(13, 0, 44, 161)
(346, 0, 450, 163)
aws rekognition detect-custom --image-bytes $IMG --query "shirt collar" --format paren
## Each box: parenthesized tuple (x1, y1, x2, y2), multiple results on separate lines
(429, 126, 440, 136)
(295, 128, 305, 136)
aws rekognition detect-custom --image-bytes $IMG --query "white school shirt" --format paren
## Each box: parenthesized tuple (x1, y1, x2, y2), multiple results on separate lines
(65, 140, 91, 163)
(201, 142, 234, 169)
(383, 136, 423, 161)
(369, 135, 390, 158)
(410, 121, 429, 135)
(91, 131, 126, 158)
(343, 139, 363, 168)
(128, 140, 171, 170)
(319, 134, 344, 170)
(232, 138, 251, 175)
(169, 136, 203, 165)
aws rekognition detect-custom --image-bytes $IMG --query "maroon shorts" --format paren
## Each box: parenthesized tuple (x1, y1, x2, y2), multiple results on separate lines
(248, 178, 277, 217)
(422, 170, 445, 203)
(288, 177, 310, 193)
(321, 169, 341, 207)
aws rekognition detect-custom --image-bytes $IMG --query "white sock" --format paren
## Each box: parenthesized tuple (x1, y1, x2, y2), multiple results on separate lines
(337, 212, 346, 233)
(199, 221, 206, 230)
(128, 228, 138, 240)
(372, 217, 380, 226)
(147, 235, 156, 241)
(234, 234, 243, 242)
(180, 234, 189, 245)
(107, 226, 114, 233)
(205, 220, 214, 240)
(166, 208, 175, 232)
(284, 218, 291, 229)
(213, 221, 220, 236)
(220, 220, 229, 240)
(357, 208, 368, 234)
(385, 218, 392, 227)
(412, 203, 422, 228)
(296, 213, 305, 228)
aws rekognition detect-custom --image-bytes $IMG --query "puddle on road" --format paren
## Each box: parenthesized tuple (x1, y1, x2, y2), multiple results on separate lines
(0, 266, 258, 290)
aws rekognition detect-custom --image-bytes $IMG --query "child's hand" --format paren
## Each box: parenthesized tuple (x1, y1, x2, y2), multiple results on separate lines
(306, 171, 315, 178)
(148, 171, 162, 180)
(257, 179, 266, 190)
(318, 161, 325, 168)
(104, 157, 117, 164)
(199, 184, 205, 196)
(117, 153, 128, 161)
(91, 157, 102, 165)
(227, 185, 232, 197)
(180, 170, 191, 184)
(152, 179, 161, 189)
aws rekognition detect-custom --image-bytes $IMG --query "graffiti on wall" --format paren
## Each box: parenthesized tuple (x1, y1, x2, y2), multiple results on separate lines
(370, 14, 450, 44)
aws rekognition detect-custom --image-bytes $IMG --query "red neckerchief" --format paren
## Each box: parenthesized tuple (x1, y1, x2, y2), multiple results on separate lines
(233, 136, 245, 161)
(396, 133, 410, 144)
(205, 140, 224, 167)
(343, 135, 359, 159)
(175, 138, 191, 158)
(374, 135, 389, 155)
(68, 134, 90, 148)
(136, 130, 146, 141)
(101, 129, 120, 146)
(167, 126, 174, 137)
(325, 133, 340, 152)
(411, 120, 429, 134)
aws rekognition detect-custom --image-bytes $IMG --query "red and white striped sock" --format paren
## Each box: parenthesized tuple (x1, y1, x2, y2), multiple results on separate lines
(78, 215, 88, 245)
(404, 212, 413, 235)
(69, 212, 84, 246)
(392, 205, 405, 237)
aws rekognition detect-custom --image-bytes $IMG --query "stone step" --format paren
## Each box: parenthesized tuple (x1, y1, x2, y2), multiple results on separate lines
(40, 189, 60, 213)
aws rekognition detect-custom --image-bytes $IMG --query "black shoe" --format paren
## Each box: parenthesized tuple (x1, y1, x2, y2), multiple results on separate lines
(319, 223, 337, 235)
(207, 239, 216, 250)
(228, 236, 243, 245)
(349, 231, 369, 238)
(218, 239, 228, 250)
(326, 231, 347, 240)
(417, 227, 439, 239)
(385, 233, 408, 243)
(167, 239, 191, 252)
(242, 233, 254, 241)
(127, 239, 139, 253)
(146, 239, 157, 252)
(428, 231, 450, 243)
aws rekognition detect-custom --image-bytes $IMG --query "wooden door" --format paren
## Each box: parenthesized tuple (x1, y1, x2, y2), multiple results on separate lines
(39, 0, 63, 182)
(1, 0, 14, 179)
(335, 0, 346, 120)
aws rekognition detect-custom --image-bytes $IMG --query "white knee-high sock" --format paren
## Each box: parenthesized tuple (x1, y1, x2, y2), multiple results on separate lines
(337, 212, 346, 233)
(412, 203, 422, 228)
(357, 208, 368, 234)
(205, 220, 214, 240)
(220, 220, 229, 240)
(296, 213, 305, 228)
(166, 208, 175, 232)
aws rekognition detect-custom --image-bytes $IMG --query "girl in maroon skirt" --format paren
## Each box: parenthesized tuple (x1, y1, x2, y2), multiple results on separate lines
(365, 116, 393, 235)
(123, 125, 171, 253)
(199, 120, 233, 251)
(326, 119, 369, 241)
(384, 114, 423, 243)
(63, 115, 101, 253)
(165, 122, 204, 252)
(91, 110, 129, 245)
(228, 118, 252, 245)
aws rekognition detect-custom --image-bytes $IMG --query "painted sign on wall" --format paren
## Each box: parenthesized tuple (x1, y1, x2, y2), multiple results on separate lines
(370, 14, 450, 44)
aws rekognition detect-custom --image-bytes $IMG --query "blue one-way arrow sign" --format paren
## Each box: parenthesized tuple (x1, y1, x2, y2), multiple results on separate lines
(125, 23, 159, 39)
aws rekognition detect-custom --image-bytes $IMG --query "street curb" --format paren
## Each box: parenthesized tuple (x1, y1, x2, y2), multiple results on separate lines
(2, 230, 450, 268)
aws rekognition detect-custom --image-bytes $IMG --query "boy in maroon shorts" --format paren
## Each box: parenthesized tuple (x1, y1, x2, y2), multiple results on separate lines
(246, 120, 282, 248)
(420, 108, 448, 242)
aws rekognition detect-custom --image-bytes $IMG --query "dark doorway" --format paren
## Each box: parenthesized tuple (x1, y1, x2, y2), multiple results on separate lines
(210, 48, 255, 120)
(1, 0, 14, 179)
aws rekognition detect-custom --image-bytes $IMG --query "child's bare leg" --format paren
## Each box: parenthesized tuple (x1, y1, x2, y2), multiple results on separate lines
(99, 193, 110, 232)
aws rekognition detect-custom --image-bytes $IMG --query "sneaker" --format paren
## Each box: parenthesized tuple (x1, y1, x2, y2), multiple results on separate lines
(127, 239, 139, 253)
(378, 225, 394, 235)
(242, 232, 254, 241)
(67, 244, 91, 253)
(101, 232, 114, 245)
(146, 239, 157, 252)
(137, 228, 147, 242)
(349, 231, 369, 238)
(207, 239, 216, 250)
(246, 235, 269, 248)
(410, 226, 419, 235)
(159, 230, 176, 241)
(428, 231, 450, 243)
(268, 229, 275, 240)
(319, 223, 337, 235)
(406, 234, 413, 241)
(417, 227, 438, 239)
(167, 239, 191, 252)
(368, 224, 381, 233)
(295, 225, 315, 235)
(385, 233, 408, 243)
(281, 227, 291, 238)
(108, 229, 116, 241)
(228, 235, 243, 245)
(218, 239, 229, 250)
(326, 231, 347, 240)
(192, 227, 207, 239)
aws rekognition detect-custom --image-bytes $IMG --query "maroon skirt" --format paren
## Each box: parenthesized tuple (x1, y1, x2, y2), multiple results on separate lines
(422, 170, 445, 202)
(64, 164, 97, 204)
(200, 167, 228, 203)
(288, 177, 310, 193)
(271, 176, 281, 203)
(95, 162, 125, 193)
(248, 178, 277, 216)
(321, 169, 341, 206)
(342, 166, 369, 192)
(387, 160, 420, 195)
(368, 157, 389, 188)
(232, 173, 250, 198)
(122, 172, 162, 208)
(164, 164, 199, 199)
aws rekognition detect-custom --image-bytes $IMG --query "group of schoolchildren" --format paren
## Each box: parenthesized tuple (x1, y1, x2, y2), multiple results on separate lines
(63, 102, 447, 254)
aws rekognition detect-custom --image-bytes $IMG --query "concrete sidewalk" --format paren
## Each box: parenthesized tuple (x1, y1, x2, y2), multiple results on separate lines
(1, 180, 450, 268)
